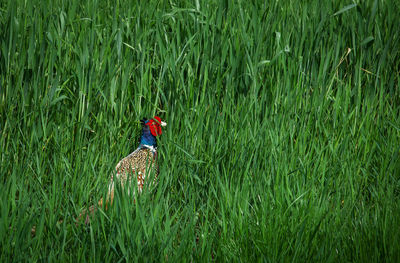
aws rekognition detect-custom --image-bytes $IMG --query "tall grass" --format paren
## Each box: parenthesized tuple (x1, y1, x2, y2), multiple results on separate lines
(1, 0, 400, 261)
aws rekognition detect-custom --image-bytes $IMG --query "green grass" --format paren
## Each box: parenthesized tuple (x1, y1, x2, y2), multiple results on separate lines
(1, 0, 400, 261)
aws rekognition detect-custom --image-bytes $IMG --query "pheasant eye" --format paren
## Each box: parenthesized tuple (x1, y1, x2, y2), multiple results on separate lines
(148, 119, 162, 136)
(153, 116, 162, 125)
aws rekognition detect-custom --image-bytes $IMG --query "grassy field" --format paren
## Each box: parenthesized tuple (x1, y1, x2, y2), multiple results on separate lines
(1, 0, 400, 261)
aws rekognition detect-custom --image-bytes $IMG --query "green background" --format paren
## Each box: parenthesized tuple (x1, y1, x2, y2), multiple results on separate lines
(1, 0, 400, 261)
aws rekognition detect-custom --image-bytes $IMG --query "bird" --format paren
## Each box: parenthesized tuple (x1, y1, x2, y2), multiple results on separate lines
(28, 116, 167, 235)
(77, 116, 167, 224)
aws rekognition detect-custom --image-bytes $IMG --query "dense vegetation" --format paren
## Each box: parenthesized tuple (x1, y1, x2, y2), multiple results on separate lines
(1, 0, 399, 261)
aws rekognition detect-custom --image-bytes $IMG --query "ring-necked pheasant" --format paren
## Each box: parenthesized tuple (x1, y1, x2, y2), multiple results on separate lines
(78, 116, 167, 224)
(29, 116, 166, 235)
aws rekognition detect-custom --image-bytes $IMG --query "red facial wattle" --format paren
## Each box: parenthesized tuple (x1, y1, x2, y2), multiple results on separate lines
(147, 116, 163, 136)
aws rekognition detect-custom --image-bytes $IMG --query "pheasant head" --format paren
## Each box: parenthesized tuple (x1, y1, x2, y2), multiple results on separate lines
(139, 116, 167, 148)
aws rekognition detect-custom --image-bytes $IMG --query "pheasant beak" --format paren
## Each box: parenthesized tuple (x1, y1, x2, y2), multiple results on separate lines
(160, 121, 167, 127)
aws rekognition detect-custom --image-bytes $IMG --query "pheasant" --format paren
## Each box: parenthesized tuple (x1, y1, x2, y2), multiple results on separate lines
(78, 116, 167, 224)
(28, 116, 166, 235)
(28, 116, 167, 235)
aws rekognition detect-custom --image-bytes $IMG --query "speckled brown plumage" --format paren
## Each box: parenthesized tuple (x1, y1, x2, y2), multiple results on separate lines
(94, 147, 159, 211)
(110, 147, 158, 196)
(77, 147, 159, 224)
